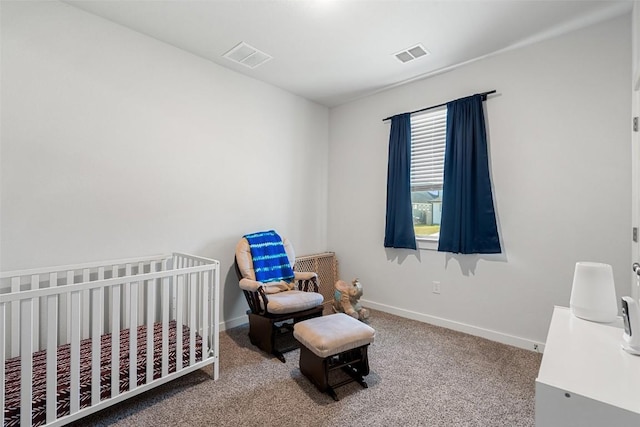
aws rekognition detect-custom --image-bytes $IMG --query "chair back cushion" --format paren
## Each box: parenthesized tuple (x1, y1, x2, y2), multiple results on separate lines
(235, 234, 296, 282)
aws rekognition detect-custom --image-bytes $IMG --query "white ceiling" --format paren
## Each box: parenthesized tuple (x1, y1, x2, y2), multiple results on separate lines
(65, 0, 632, 107)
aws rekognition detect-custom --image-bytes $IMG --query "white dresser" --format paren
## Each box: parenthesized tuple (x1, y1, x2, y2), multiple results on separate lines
(536, 306, 640, 426)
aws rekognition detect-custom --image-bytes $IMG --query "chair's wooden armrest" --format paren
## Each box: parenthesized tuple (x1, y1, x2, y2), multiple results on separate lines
(294, 273, 320, 293)
(294, 271, 317, 281)
(239, 280, 270, 315)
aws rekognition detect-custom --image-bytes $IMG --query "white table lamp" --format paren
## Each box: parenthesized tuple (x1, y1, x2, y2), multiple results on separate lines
(570, 262, 617, 323)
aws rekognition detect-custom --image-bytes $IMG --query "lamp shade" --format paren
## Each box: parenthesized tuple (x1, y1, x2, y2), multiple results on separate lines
(570, 262, 617, 323)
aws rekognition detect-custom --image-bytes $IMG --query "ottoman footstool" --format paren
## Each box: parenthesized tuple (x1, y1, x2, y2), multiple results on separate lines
(293, 313, 375, 401)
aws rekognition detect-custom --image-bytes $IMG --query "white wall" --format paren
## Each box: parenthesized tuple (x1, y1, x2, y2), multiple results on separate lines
(1, 1, 632, 348)
(634, 2, 640, 84)
(632, 2, 640, 303)
(0, 1, 329, 328)
(328, 15, 631, 349)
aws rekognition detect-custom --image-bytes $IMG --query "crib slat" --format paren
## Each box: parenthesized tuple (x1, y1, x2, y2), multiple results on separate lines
(46, 273, 55, 343)
(82, 269, 90, 339)
(161, 271, 170, 377)
(124, 264, 131, 329)
(201, 271, 209, 359)
(11, 277, 20, 357)
(1, 303, 6, 427)
(98, 267, 105, 335)
(130, 282, 138, 390)
(61, 270, 74, 344)
(189, 273, 196, 365)
(30, 275, 40, 351)
(70, 291, 81, 414)
(111, 284, 121, 399)
(91, 288, 102, 405)
(20, 298, 33, 427)
(176, 274, 184, 371)
(138, 262, 145, 326)
(46, 293, 58, 424)
(107, 265, 118, 334)
(195, 272, 201, 341)
(146, 263, 156, 383)
(183, 270, 189, 336)
(212, 264, 220, 380)
(182, 261, 189, 335)
(170, 259, 177, 322)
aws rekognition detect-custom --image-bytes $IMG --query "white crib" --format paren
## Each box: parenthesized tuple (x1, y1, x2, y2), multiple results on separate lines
(0, 252, 220, 427)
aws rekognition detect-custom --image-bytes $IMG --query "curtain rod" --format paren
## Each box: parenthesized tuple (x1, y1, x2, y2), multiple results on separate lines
(381, 90, 496, 122)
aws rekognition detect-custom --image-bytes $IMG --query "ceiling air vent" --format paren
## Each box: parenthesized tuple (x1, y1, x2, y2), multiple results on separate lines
(223, 41, 272, 69)
(394, 44, 430, 64)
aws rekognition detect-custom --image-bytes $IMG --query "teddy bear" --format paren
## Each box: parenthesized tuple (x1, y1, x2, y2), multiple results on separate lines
(333, 278, 370, 321)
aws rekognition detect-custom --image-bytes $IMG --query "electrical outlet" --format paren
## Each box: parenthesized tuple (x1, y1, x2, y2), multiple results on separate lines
(432, 281, 441, 294)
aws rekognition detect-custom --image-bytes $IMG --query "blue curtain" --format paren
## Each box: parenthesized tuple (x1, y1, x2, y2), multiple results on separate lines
(384, 113, 416, 250)
(438, 94, 501, 254)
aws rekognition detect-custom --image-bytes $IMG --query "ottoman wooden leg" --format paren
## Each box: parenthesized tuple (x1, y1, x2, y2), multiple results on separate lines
(299, 345, 329, 391)
(339, 346, 370, 389)
(299, 344, 371, 401)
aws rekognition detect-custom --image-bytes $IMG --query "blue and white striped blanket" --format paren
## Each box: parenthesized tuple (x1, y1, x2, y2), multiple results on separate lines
(244, 230, 295, 283)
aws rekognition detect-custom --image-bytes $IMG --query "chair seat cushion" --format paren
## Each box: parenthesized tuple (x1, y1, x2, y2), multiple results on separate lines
(266, 290, 324, 315)
(293, 313, 375, 358)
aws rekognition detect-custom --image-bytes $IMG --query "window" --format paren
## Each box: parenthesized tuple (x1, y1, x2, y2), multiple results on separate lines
(410, 107, 446, 239)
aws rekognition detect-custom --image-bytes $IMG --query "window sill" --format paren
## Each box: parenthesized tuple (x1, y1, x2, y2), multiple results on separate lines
(416, 237, 439, 251)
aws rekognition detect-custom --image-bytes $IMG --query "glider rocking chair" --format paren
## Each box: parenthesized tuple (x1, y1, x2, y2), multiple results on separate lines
(234, 231, 324, 362)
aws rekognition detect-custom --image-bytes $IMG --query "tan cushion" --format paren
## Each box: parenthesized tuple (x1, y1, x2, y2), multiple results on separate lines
(265, 290, 324, 314)
(293, 313, 375, 358)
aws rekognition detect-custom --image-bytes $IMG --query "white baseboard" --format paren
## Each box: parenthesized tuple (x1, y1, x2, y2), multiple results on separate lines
(361, 299, 545, 353)
(220, 315, 247, 332)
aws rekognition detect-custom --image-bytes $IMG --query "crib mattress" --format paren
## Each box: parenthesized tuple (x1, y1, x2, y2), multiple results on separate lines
(3, 321, 202, 427)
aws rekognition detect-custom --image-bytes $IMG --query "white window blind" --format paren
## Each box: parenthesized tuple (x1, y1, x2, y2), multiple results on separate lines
(410, 107, 447, 190)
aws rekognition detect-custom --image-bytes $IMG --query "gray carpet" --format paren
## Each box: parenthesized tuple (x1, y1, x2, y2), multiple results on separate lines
(71, 310, 542, 427)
